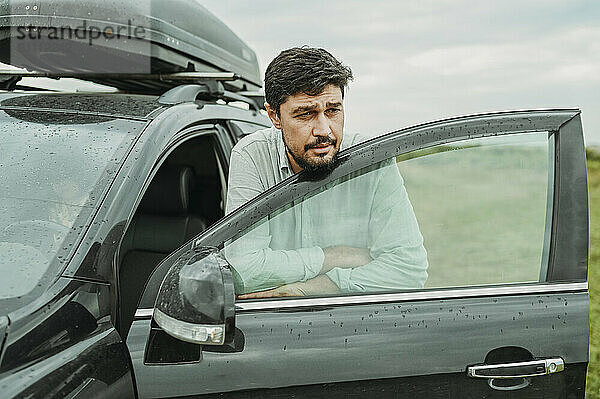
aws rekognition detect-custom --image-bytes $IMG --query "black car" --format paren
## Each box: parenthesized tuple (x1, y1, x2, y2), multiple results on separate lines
(0, 1, 590, 398)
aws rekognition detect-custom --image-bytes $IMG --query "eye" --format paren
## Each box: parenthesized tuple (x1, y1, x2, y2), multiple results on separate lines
(295, 111, 313, 118)
(326, 108, 341, 114)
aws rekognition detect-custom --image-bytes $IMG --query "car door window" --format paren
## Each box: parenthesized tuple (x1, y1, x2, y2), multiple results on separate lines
(400, 132, 551, 288)
(222, 131, 552, 297)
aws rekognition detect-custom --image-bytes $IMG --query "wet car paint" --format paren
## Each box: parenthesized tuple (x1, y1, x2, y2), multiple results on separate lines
(0, 278, 136, 398)
(0, 91, 269, 397)
(129, 292, 589, 398)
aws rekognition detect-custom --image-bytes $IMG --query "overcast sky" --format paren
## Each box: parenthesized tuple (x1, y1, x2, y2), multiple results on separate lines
(203, 0, 600, 144)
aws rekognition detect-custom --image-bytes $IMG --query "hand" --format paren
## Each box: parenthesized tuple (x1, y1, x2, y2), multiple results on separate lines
(321, 246, 373, 274)
(236, 275, 341, 299)
(236, 282, 307, 299)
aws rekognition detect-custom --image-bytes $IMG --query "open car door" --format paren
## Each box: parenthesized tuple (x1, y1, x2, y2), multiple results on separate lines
(127, 109, 589, 398)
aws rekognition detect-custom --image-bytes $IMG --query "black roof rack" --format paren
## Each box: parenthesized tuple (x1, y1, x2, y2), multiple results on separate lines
(0, 69, 265, 111)
(0, 70, 239, 90)
(0, 70, 238, 81)
(158, 83, 264, 111)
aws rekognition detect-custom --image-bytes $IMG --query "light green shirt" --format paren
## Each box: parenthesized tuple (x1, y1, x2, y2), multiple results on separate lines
(225, 127, 428, 293)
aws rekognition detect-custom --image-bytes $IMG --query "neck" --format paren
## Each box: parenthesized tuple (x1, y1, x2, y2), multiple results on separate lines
(286, 150, 303, 174)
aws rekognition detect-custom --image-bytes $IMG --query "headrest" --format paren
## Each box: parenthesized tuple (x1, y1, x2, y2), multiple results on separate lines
(124, 215, 206, 253)
(139, 165, 194, 215)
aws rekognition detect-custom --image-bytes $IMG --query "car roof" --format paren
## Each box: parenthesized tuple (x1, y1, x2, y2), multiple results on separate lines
(0, 91, 166, 120)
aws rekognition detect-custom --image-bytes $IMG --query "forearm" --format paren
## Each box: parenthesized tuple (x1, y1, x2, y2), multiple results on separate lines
(228, 241, 371, 293)
(320, 246, 373, 274)
(326, 245, 428, 293)
(225, 240, 325, 293)
(297, 274, 341, 295)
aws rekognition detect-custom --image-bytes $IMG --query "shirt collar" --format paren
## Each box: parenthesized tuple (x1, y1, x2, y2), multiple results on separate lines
(274, 128, 291, 172)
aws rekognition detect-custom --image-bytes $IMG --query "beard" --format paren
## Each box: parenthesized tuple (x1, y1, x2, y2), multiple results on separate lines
(284, 134, 341, 178)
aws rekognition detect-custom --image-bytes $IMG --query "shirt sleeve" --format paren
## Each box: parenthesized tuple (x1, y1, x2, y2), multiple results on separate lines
(224, 148, 324, 294)
(325, 160, 429, 292)
(225, 148, 266, 214)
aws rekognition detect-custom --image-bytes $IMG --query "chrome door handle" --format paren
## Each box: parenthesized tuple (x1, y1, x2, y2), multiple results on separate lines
(467, 357, 564, 379)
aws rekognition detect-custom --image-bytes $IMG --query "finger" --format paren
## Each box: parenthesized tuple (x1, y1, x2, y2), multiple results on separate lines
(237, 292, 262, 299)
(237, 290, 275, 299)
(277, 291, 297, 297)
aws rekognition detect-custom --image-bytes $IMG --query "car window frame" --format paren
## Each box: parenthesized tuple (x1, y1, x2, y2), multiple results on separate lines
(227, 119, 270, 141)
(118, 123, 222, 234)
(115, 124, 228, 329)
(136, 109, 587, 313)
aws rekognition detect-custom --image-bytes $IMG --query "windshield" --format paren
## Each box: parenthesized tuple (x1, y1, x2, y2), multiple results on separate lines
(0, 108, 139, 303)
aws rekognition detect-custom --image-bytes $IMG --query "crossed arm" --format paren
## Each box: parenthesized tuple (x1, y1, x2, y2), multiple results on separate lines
(236, 246, 372, 298)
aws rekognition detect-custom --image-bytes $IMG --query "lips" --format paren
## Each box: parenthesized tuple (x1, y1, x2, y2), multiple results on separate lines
(310, 144, 332, 154)
(305, 137, 336, 152)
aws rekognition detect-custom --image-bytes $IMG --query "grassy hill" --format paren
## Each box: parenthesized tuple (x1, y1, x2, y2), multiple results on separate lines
(586, 148, 600, 398)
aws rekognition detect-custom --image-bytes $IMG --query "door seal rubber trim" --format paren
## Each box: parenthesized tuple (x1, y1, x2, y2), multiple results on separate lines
(133, 281, 587, 318)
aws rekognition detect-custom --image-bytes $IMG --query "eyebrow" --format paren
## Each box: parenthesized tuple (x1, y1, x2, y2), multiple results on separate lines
(291, 102, 343, 115)
(291, 104, 318, 114)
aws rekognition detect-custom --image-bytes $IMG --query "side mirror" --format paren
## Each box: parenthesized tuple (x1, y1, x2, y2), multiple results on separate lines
(153, 247, 235, 345)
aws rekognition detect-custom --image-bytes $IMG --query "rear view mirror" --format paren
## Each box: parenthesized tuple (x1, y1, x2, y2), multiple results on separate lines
(153, 247, 235, 345)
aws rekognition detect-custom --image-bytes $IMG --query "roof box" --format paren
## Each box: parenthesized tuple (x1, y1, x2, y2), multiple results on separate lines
(0, 0, 262, 93)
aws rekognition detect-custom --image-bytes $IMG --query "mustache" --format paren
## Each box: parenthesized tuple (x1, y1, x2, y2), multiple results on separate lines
(304, 136, 337, 151)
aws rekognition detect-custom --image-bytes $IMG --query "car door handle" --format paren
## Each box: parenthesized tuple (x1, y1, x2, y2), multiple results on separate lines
(467, 357, 564, 379)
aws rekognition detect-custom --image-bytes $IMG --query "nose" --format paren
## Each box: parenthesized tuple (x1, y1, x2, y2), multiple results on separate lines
(312, 112, 332, 137)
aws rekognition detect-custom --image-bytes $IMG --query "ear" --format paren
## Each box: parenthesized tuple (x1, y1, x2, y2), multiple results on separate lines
(265, 103, 281, 129)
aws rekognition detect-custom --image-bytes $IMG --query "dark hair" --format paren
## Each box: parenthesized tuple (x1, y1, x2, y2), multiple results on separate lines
(264, 46, 353, 115)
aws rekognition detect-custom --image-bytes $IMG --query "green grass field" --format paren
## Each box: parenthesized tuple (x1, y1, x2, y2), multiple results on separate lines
(399, 141, 549, 288)
(586, 148, 600, 398)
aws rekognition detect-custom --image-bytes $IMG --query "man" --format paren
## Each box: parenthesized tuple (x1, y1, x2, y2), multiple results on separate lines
(225, 47, 428, 298)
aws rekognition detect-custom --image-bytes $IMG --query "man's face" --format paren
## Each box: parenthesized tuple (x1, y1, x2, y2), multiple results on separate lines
(266, 84, 344, 174)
